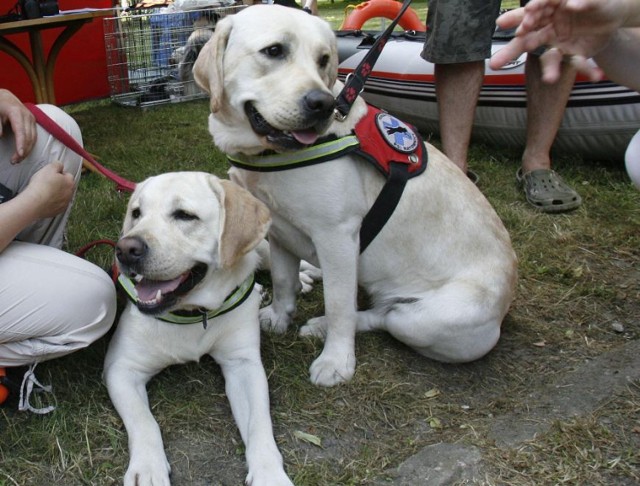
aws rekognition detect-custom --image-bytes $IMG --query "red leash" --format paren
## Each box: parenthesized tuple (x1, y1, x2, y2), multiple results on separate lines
(75, 238, 119, 284)
(23, 104, 130, 277)
(25, 103, 137, 193)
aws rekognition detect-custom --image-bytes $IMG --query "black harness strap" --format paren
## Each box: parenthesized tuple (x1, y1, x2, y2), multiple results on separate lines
(333, 0, 418, 253)
(359, 162, 409, 253)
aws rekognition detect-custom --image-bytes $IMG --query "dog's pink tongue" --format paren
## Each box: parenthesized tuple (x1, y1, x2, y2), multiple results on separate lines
(135, 276, 183, 302)
(292, 129, 319, 145)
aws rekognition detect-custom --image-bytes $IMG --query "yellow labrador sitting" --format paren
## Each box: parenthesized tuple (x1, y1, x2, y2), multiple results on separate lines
(103, 172, 293, 486)
(193, 6, 518, 387)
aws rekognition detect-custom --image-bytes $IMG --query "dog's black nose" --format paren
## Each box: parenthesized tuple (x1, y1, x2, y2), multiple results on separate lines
(303, 89, 336, 118)
(116, 236, 148, 266)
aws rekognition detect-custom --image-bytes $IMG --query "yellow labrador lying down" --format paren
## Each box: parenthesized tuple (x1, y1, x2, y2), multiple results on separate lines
(193, 5, 518, 387)
(103, 172, 294, 486)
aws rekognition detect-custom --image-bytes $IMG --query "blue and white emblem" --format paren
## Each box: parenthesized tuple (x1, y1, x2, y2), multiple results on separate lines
(375, 112, 419, 153)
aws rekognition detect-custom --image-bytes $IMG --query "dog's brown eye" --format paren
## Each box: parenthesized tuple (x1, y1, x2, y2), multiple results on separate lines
(131, 208, 141, 219)
(319, 54, 330, 69)
(172, 209, 199, 221)
(262, 43, 284, 58)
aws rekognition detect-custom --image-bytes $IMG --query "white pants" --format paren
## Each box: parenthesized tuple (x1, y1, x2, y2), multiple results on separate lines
(0, 105, 117, 367)
(625, 129, 640, 190)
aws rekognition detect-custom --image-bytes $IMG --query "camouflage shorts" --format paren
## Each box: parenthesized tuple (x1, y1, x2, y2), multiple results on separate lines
(421, 0, 502, 64)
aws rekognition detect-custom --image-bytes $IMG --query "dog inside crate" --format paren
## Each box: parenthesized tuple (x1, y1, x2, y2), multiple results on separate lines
(173, 14, 216, 96)
(105, 7, 233, 107)
(148, 9, 218, 101)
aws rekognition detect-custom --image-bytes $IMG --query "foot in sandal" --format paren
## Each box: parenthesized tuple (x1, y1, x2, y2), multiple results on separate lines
(516, 168, 582, 213)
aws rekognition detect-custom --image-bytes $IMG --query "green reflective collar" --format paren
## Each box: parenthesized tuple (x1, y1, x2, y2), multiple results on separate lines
(227, 134, 360, 172)
(118, 273, 255, 327)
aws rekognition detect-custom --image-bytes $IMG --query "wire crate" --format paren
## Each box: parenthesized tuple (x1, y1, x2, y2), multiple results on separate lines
(104, 5, 246, 108)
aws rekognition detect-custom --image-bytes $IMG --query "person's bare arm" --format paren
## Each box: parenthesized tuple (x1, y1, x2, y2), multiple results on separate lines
(592, 28, 640, 92)
(0, 162, 75, 251)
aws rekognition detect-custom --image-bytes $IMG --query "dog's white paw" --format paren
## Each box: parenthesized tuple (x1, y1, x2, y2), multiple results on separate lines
(124, 453, 171, 486)
(299, 261, 322, 293)
(309, 347, 356, 387)
(259, 305, 292, 334)
(298, 271, 315, 294)
(299, 316, 328, 339)
(298, 260, 321, 294)
(300, 260, 322, 279)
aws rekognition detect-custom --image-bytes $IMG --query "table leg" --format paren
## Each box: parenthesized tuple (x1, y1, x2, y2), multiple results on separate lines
(44, 23, 87, 105)
(0, 36, 47, 103)
(27, 30, 49, 103)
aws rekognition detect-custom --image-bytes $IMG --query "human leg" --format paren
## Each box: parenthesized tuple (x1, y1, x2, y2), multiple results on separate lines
(433, 62, 485, 172)
(0, 104, 83, 248)
(519, 55, 582, 212)
(0, 241, 117, 367)
(422, 0, 502, 173)
(521, 55, 576, 172)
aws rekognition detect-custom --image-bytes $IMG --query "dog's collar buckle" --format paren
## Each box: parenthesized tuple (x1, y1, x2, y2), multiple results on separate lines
(334, 108, 348, 122)
(199, 309, 208, 330)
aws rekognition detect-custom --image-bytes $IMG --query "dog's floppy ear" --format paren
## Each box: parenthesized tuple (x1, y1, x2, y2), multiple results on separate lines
(216, 179, 271, 268)
(193, 16, 233, 113)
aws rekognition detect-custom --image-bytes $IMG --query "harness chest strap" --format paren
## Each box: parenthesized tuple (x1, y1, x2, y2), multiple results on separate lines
(227, 134, 361, 171)
(117, 273, 256, 328)
(227, 106, 428, 253)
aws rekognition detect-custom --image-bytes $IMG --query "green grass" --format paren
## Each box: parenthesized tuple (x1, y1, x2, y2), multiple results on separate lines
(1, 1, 639, 485)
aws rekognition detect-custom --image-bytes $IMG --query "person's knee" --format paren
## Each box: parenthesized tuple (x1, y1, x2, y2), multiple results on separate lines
(87, 273, 118, 336)
(67, 266, 118, 346)
(37, 104, 81, 141)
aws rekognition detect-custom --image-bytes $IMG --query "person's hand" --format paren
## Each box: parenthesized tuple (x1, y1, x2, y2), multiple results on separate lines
(511, 0, 633, 39)
(0, 89, 37, 164)
(530, 34, 607, 84)
(21, 161, 75, 219)
(489, 0, 637, 83)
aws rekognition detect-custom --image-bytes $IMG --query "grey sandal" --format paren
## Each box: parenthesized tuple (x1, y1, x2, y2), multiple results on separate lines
(516, 168, 582, 213)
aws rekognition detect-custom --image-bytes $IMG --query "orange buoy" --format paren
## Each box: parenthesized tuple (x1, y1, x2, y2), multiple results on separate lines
(340, 0, 426, 32)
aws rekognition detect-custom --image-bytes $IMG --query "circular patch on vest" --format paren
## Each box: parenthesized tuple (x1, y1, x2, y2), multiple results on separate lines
(375, 112, 419, 154)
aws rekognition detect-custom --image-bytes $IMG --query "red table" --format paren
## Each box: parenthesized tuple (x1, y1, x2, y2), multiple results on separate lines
(0, 9, 115, 104)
